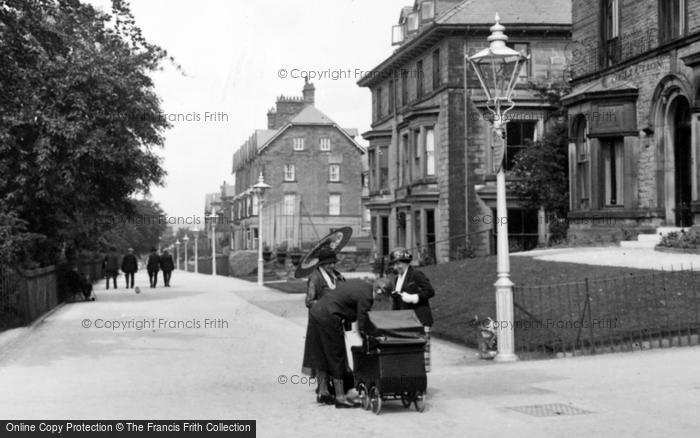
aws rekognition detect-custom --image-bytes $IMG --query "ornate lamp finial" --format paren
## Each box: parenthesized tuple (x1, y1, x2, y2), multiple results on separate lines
(487, 12, 508, 47)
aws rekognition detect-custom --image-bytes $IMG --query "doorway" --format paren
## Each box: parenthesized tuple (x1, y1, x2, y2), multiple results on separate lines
(673, 97, 692, 226)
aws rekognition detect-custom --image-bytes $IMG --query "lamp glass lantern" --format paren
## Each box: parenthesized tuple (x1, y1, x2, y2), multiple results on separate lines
(467, 13, 528, 132)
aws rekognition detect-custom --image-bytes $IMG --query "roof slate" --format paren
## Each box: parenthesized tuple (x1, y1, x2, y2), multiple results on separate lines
(436, 0, 571, 25)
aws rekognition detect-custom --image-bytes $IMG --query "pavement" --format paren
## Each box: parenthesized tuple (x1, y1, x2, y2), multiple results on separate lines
(513, 245, 700, 270)
(0, 269, 699, 437)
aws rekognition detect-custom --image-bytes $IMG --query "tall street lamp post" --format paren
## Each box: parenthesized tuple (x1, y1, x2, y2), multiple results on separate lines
(193, 228, 199, 273)
(467, 13, 528, 362)
(175, 240, 181, 271)
(183, 235, 189, 272)
(207, 214, 218, 276)
(252, 172, 271, 287)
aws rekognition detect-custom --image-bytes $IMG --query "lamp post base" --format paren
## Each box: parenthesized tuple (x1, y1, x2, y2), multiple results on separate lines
(257, 259, 264, 287)
(493, 352, 519, 362)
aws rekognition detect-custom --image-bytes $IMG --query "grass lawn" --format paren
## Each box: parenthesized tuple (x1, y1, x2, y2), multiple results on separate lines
(422, 256, 700, 354)
(261, 256, 700, 356)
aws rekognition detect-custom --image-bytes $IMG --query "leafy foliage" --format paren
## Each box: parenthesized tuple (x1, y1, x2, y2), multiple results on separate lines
(658, 230, 700, 249)
(509, 81, 571, 244)
(0, 0, 173, 265)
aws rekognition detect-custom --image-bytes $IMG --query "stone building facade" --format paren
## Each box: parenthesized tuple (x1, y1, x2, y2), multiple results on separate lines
(564, 0, 700, 240)
(358, 0, 571, 262)
(230, 82, 366, 251)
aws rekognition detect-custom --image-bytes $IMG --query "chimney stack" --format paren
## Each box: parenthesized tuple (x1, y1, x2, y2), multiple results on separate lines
(303, 78, 315, 105)
(267, 107, 276, 129)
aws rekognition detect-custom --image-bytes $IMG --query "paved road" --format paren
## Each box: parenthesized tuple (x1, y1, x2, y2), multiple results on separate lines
(1, 271, 699, 437)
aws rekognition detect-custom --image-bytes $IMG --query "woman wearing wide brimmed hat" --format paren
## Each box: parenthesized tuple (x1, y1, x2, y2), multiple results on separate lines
(298, 228, 354, 405)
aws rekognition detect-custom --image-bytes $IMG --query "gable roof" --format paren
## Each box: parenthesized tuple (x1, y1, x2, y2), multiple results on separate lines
(437, 0, 571, 26)
(289, 106, 335, 125)
(258, 106, 365, 154)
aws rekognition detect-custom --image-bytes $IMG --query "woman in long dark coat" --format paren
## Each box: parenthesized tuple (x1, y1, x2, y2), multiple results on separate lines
(301, 247, 343, 402)
(305, 276, 373, 408)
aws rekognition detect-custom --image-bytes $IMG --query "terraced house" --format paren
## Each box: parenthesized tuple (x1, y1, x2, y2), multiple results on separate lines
(564, 0, 700, 244)
(358, 0, 571, 262)
(229, 82, 366, 251)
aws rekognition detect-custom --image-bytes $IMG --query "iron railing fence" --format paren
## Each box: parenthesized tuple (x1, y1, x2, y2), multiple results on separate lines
(513, 267, 700, 359)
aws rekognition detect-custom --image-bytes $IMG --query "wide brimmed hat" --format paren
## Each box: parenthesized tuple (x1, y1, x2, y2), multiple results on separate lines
(317, 247, 338, 265)
(294, 227, 352, 278)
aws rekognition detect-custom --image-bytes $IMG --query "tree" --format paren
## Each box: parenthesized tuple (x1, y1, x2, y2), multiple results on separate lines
(509, 81, 571, 243)
(0, 0, 175, 265)
(96, 199, 168, 256)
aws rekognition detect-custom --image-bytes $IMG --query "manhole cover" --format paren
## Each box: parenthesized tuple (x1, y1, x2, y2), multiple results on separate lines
(507, 403, 592, 417)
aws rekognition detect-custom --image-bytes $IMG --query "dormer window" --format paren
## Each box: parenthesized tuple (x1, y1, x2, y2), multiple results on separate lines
(407, 12, 419, 33)
(420, 1, 435, 22)
(392, 24, 405, 45)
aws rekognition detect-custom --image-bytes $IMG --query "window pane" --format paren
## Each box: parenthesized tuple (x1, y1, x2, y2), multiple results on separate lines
(432, 49, 440, 90)
(284, 164, 295, 181)
(320, 137, 330, 151)
(505, 121, 536, 171)
(293, 138, 304, 151)
(284, 194, 295, 215)
(426, 128, 435, 175)
(413, 130, 421, 179)
(416, 60, 423, 97)
(329, 195, 340, 215)
(329, 164, 340, 181)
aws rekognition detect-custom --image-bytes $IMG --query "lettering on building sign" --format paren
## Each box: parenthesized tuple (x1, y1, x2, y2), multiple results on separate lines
(611, 57, 670, 83)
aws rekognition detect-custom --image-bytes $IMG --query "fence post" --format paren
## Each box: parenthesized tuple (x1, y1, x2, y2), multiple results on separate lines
(586, 278, 595, 354)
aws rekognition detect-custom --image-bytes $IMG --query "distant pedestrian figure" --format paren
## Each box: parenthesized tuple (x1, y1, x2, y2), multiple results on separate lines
(102, 247, 120, 290)
(160, 249, 175, 287)
(121, 248, 138, 289)
(147, 247, 161, 288)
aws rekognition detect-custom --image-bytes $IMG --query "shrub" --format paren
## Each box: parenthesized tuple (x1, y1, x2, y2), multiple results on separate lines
(658, 229, 700, 248)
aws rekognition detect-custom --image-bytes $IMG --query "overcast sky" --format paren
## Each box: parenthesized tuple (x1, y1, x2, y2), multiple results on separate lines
(89, 0, 409, 228)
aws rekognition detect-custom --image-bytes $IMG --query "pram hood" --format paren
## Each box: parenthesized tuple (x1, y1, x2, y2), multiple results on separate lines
(364, 310, 426, 349)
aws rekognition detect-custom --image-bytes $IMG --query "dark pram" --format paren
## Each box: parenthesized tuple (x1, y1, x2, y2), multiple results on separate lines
(352, 310, 427, 414)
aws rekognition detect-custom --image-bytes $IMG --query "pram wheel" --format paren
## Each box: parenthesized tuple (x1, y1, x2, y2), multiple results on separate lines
(358, 383, 370, 410)
(401, 392, 413, 408)
(414, 392, 425, 412)
(370, 386, 382, 415)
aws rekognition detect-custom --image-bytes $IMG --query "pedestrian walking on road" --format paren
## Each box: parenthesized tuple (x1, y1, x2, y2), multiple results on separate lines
(102, 247, 120, 290)
(160, 249, 175, 287)
(147, 247, 160, 288)
(376, 247, 435, 372)
(121, 248, 138, 289)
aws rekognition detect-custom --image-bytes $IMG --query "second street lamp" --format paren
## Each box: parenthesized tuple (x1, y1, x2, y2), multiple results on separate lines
(467, 13, 528, 362)
(175, 240, 181, 271)
(193, 228, 199, 273)
(207, 213, 218, 275)
(183, 235, 190, 272)
(252, 172, 271, 287)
